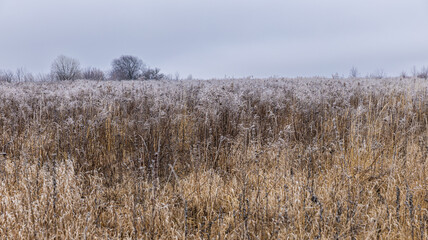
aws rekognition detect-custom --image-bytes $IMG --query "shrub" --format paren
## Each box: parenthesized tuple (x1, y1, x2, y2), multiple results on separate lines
(51, 55, 81, 81)
(82, 67, 105, 80)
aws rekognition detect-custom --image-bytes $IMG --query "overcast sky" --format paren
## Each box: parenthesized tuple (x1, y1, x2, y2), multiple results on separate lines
(1, 0, 428, 79)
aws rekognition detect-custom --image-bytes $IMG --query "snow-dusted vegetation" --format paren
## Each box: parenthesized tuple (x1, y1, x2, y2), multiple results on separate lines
(0, 77, 427, 238)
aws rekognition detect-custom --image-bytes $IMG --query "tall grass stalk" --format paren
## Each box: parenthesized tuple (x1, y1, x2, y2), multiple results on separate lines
(0, 78, 427, 238)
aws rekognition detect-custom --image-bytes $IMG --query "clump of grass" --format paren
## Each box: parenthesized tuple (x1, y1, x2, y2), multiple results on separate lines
(0, 77, 427, 238)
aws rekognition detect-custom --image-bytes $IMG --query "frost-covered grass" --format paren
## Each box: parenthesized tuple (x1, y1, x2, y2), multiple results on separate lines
(0, 77, 427, 239)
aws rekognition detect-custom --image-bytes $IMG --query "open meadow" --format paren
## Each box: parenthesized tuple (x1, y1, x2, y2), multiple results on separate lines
(0, 78, 427, 239)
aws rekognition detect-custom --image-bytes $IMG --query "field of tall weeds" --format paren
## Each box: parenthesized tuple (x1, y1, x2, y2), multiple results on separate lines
(0, 77, 427, 239)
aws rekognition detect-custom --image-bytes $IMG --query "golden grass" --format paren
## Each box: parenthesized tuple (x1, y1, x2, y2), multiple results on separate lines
(0, 78, 427, 239)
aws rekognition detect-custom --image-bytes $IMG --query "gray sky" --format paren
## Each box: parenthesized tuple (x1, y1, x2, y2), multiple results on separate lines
(1, 0, 428, 79)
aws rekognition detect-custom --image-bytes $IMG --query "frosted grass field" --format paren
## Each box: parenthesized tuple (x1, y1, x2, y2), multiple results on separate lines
(0, 77, 427, 238)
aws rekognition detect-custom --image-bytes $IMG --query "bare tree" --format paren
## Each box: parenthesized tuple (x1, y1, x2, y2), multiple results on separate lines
(15, 68, 34, 82)
(412, 66, 418, 77)
(165, 74, 173, 80)
(51, 55, 81, 81)
(417, 66, 428, 79)
(331, 72, 341, 79)
(111, 55, 145, 80)
(0, 70, 14, 82)
(15, 68, 25, 82)
(349, 66, 359, 78)
(141, 68, 164, 80)
(35, 73, 53, 82)
(370, 69, 386, 79)
(83, 67, 105, 80)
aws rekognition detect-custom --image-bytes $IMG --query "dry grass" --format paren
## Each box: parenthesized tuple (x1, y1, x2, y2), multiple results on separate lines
(0, 78, 427, 239)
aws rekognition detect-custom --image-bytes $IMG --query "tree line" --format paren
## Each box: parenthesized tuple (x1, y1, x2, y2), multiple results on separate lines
(0, 55, 167, 82)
